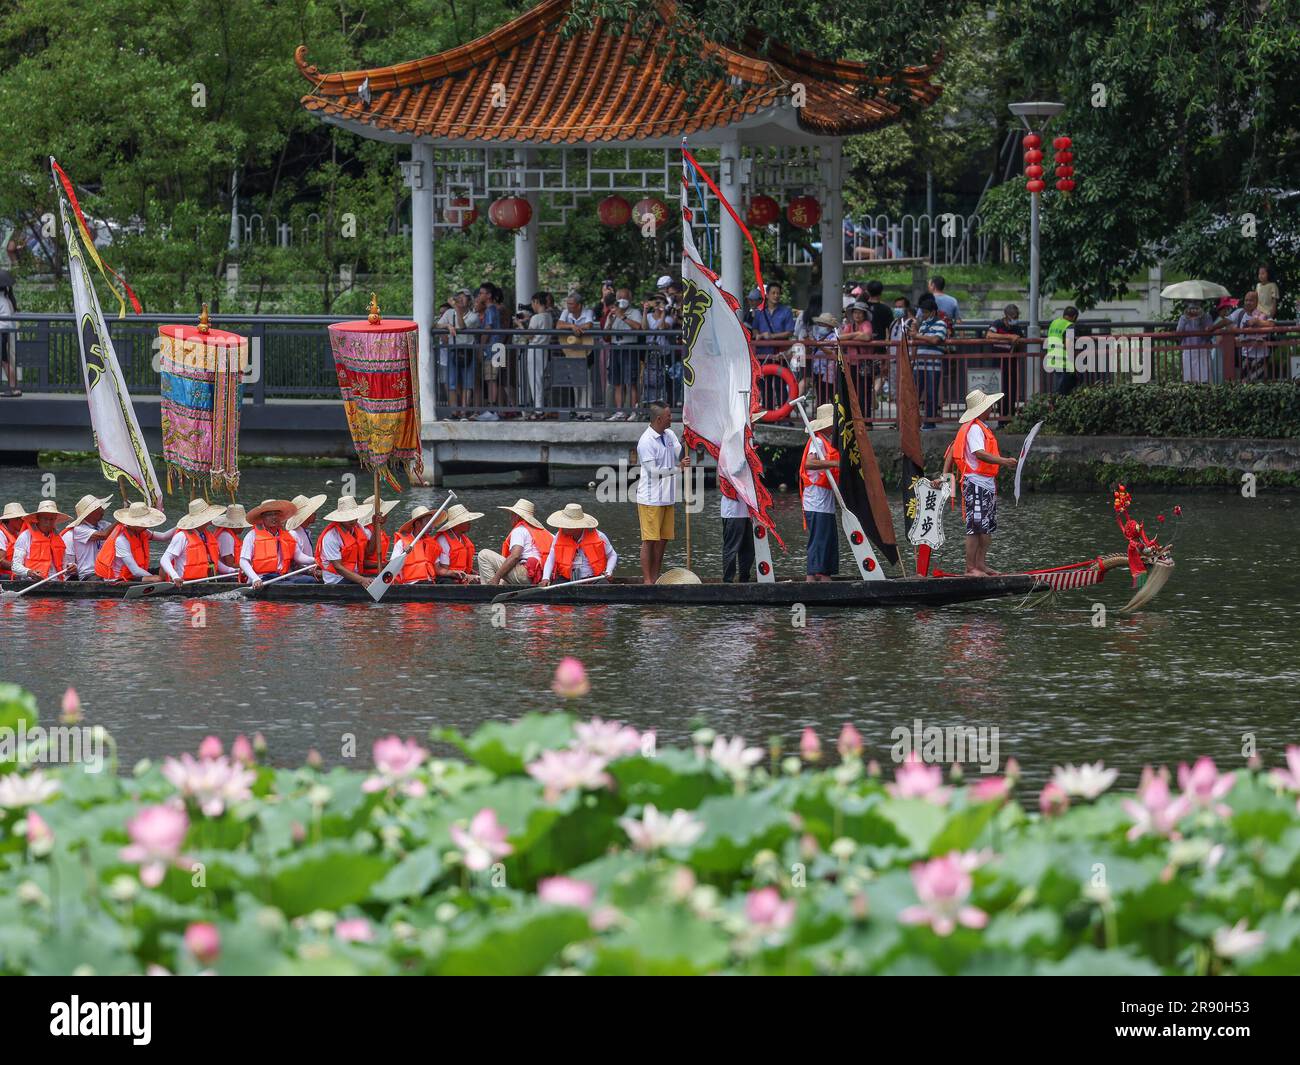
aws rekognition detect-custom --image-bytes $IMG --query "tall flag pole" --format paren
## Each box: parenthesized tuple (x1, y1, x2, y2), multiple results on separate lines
(833, 345, 900, 566)
(679, 141, 782, 566)
(51, 157, 161, 507)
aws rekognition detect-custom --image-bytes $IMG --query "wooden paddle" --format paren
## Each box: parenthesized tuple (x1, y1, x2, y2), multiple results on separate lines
(240, 564, 315, 596)
(792, 395, 886, 582)
(125, 572, 237, 600)
(366, 491, 456, 603)
(490, 574, 608, 604)
(0, 566, 77, 600)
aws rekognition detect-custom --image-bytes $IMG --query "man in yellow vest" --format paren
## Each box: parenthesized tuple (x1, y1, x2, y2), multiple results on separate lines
(937, 389, 1019, 576)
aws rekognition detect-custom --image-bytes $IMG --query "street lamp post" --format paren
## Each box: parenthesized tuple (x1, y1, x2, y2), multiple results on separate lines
(1009, 101, 1064, 397)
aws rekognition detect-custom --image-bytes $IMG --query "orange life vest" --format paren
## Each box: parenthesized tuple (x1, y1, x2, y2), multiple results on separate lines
(314, 522, 364, 576)
(180, 530, 221, 581)
(500, 521, 554, 560)
(22, 526, 68, 579)
(248, 527, 298, 576)
(0, 523, 20, 569)
(359, 529, 390, 576)
(435, 530, 476, 575)
(95, 526, 152, 581)
(952, 418, 1000, 480)
(394, 531, 434, 584)
(551, 530, 607, 581)
(799, 433, 841, 492)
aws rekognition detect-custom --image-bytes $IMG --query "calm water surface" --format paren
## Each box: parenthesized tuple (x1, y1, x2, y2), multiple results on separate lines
(1, 465, 1296, 787)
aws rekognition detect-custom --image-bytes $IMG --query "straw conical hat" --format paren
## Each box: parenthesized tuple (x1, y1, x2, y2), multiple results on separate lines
(284, 493, 328, 531)
(398, 505, 435, 534)
(435, 503, 484, 530)
(360, 494, 401, 519)
(213, 504, 252, 530)
(1, 502, 29, 522)
(246, 498, 296, 522)
(959, 389, 1004, 425)
(808, 403, 835, 433)
(114, 500, 167, 528)
(64, 494, 114, 530)
(656, 567, 701, 585)
(26, 499, 71, 523)
(176, 499, 227, 531)
(499, 498, 545, 529)
(323, 495, 369, 523)
(547, 503, 599, 530)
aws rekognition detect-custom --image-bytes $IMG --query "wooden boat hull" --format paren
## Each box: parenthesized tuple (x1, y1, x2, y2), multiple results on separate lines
(1, 574, 1041, 608)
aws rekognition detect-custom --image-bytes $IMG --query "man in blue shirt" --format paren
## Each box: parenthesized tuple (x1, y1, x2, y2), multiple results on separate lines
(929, 275, 960, 323)
(752, 282, 796, 343)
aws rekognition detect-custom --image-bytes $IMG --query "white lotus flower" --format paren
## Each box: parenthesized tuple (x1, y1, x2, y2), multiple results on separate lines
(0, 770, 60, 808)
(709, 735, 764, 780)
(1050, 761, 1118, 800)
(1212, 919, 1265, 960)
(619, 804, 705, 851)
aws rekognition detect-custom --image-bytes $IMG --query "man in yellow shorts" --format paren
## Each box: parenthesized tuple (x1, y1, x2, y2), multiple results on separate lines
(636, 402, 685, 583)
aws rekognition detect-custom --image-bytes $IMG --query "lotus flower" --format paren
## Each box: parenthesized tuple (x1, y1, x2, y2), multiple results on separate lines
(1177, 756, 1235, 818)
(799, 728, 822, 763)
(709, 735, 764, 780)
(898, 854, 987, 937)
(197, 736, 223, 760)
(1174, 505, 1182, 517)
(184, 922, 220, 965)
(887, 753, 950, 805)
(538, 877, 596, 909)
(1271, 745, 1300, 811)
(1123, 766, 1190, 840)
(335, 918, 374, 943)
(1051, 761, 1118, 800)
(162, 754, 255, 817)
(1212, 919, 1265, 960)
(1038, 781, 1069, 816)
(746, 887, 796, 931)
(526, 748, 611, 803)
(231, 734, 255, 766)
(120, 804, 189, 887)
(450, 808, 513, 871)
(0, 770, 60, 809)
(25, 810, 53, 854)
(619, 804, 705, 851)
(837, 723, 863, 760)
(970, 776, 1011, 803)
(552, 657, 590, 698)
(60, 686, 82, 724)
(362, 736, 428, 798)
(573, 718, 644, 760)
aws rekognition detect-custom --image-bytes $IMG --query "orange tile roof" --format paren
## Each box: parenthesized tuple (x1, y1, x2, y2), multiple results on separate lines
(295, 0, 940, 144)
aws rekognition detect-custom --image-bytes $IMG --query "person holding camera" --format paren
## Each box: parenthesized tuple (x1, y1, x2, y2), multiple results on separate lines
(606, 287, 642, 419)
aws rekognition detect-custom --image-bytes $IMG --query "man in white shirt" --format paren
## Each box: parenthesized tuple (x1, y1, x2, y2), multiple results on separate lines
(285, 493, 327, 557)
(540, 503, 617, 585)
(605, 287, 643, 418)
(11, 500, 74, 580)
(720, 488, 754, 583)
(160, 499, 236, 584)
(212, 504, 250, 572)
(239, 499, 316, 587)
(479, 498, 553, 585)
(315, 496, 373, 586)
(557, 291, 595, 411)
(60, 494, 113, 579)
(0, 501, 26, 577)
(438, 289, 481, 416)
(937, 389, 1018, 576)
(635, 402, 684, 584)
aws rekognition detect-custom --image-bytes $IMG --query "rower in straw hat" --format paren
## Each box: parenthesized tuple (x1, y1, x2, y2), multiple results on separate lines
(284, 493, 328, 557)
(430, 502, 484, 584)
(239, 499, 318, 588)
(212, 503, 251, 573)
(539, 503, 617, 586)
(935, 388, 1018, 576)
(479, 498, 555, 586)
(10, 500, 73, 581)
(388, 505, 438, 584)
(159, 499, 234, 586)
(315, 495, 374, 587)
(60, 494, 114, 580)
(0, 501, 27, 576)
(95, 500, 173, 583)
(359, 494, 400, 579)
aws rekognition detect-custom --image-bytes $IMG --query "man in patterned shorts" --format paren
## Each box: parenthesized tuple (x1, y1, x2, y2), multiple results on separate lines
(936, 389, 1019, 576)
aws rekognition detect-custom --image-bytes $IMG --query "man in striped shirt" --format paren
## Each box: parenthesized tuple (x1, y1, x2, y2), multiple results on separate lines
(910, 294, 948, 429)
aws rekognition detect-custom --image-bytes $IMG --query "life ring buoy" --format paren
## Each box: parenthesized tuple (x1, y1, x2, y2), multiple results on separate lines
(757, 364, 799, 423)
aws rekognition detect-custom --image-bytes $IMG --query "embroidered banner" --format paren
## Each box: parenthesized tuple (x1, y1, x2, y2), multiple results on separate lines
(159, 324, 246, 495)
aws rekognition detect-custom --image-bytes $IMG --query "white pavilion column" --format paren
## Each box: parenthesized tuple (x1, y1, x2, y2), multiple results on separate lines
(408, 142, 438, 474)
(821, 141, 844, 316)
(719, 132, 743, 302)
(514, 148, 539, 307)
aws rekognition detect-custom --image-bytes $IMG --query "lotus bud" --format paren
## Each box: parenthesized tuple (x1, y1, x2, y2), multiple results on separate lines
(184, 922, 221, 965)
(800, 727, 822, 763)
(837, 723, 863, 760)
(231, 734, 255, 766)
(552, 657, 590, 699)
(61, 686, 82, 724)
(252, 732, 268, 754)
(306, 749, 323, 769)
(197, 736, 223, 760)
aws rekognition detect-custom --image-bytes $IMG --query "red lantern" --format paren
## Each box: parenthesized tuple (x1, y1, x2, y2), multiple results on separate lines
(1022, 133, 1041, 149)
(597, 195, 631, 227)
(443, 197, 478, 230)
(1055, 165, 1074, 178)
(1053, 136, 1072, 151)
(786, 195, 821, 229)
(1026, 165, 1044, 179)
(487, 196, 531, 231)
(1025, 149, 1044, 165)
(1057, 179, 1076, 192)
(1026, 179, 1046, 194)
(746, 194, 780, 228)
(632, 197, 670, 230)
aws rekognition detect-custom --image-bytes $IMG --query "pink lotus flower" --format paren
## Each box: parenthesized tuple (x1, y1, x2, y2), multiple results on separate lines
(898, 855, 987, 936)
(60, 686, 82, 724)
(335, 918, 374, 943)
(362, 736, 429, 798)
(1177, 756, 1235, 818)
(1039, 781, 1069, 816)
(526, 748, 611, 802)
(837, 723, 863, 760)
(746, 887, 796, 931)
(184, 922, 220, 965)
(231, 734, 255, 766)
(162, 754, 256, 817)
(970, 776, 1011, 803)
(799, 728, 822, 762)
(450, 808, 514, 871)
(1271, 745, 1300, 811)
(552, 657, 590, 698)
(25, 810, 53, 852)
(121, 804, 189, 888)
(1123, 766, 1190, 840)
(573, 718, 644, 759)
(886, 753, 950, 804)
(538, 877, 596, 909)
(197, 736, 223, 760)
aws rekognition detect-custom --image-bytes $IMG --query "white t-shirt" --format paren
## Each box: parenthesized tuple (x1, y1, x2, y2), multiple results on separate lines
(216, 529, 238, 560)
(541, 531, 618, 582)
(801, 433, 836, 514)
(64, 520, 110, 577)
(720, 493, 750, 519)
(293, 526, 314, 557)
(963, 423, 997, 494)
(637, 426, 682, 505)
(505, 524, 544, 562)
(319, 523, 369, 584)
(558, 307, 595, 329)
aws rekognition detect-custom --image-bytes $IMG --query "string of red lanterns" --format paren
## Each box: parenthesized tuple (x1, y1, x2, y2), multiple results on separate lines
(1053, 135, 1076, 193)
(1024, 132, 1079, 194)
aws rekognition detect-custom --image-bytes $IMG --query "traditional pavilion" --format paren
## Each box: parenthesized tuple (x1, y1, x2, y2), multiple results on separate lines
(296, 0, 940, 425)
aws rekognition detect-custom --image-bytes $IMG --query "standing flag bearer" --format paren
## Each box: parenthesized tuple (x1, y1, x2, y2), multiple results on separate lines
(937, 390, 1018, 576)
